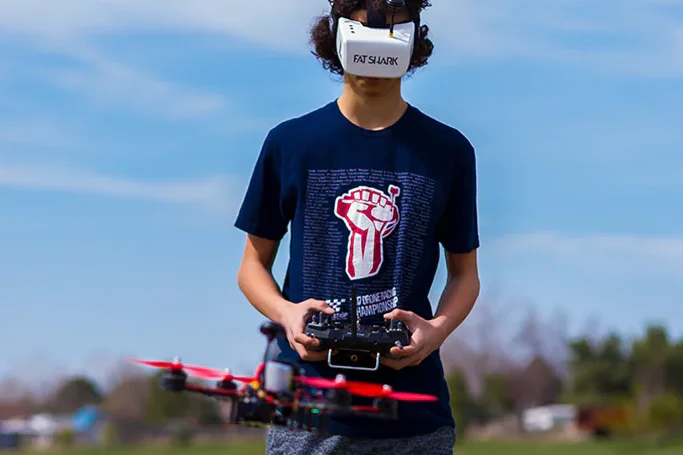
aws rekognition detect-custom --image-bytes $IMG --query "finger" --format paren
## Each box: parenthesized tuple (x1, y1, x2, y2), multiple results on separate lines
(297, 346, 328, 362)
(383, 309, 417, 326)
(381, 352, 415, 366)
(380, 356, 411, 371)
(294, 332, 320, 348)
(389, 345, 418, 357)
(301, 351, 328, 362)
(294, 344, 313, 360)
(307, 299, 335, 315)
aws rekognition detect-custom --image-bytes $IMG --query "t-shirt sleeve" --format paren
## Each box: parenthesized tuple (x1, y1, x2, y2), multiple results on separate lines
(437, 141, 480, 254)
(234, 131, 290, 241)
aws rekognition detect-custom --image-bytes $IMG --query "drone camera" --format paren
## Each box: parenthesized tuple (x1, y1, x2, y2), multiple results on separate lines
(263, 360, 295, 394)
(230, 398, 273, 425)
(375, 398, 399, 419)
(326, 388, 353, 408)
(216, 379, 238, 391)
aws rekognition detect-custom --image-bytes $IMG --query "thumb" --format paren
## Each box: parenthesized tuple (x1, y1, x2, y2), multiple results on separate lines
(308, 299, 335, 315)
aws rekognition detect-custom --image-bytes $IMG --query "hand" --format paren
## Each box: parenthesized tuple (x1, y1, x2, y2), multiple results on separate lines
(279, 299, 335, 362)
(380, 309, 448, 370)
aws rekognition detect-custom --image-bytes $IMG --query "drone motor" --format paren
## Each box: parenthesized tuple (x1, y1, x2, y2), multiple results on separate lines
(160, 357, 187, 392)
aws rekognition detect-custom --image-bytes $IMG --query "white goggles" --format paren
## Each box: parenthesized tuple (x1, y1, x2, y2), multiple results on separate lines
(335, 5, 416, 78)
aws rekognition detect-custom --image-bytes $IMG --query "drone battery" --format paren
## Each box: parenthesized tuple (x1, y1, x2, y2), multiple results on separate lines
(263, 361, 293, 393)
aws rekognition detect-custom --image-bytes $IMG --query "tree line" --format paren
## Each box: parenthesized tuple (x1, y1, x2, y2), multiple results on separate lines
(445, 322, 683, 439)
(0, 370, 224, 428)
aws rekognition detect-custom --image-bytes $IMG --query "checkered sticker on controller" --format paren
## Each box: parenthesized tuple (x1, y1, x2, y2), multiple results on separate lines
(325, 298, 346, 313)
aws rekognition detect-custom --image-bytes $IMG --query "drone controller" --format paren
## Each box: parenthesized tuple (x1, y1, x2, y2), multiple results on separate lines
(305, 287, 411, 371)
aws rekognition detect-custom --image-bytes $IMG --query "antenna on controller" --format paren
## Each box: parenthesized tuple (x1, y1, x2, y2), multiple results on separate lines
(350, 286, 358, 339)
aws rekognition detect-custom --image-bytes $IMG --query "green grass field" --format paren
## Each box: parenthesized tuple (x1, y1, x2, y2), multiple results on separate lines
(49, 439, 683, 455)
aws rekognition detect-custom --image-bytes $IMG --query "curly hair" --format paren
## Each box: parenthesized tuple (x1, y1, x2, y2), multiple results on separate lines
(310, 0, 434, 77)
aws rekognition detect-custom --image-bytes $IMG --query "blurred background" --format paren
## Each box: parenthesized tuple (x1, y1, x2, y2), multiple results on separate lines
(1, 1, 682, 454)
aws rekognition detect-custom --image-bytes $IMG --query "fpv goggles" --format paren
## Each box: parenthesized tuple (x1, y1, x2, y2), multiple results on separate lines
(335, 0, 416, 79)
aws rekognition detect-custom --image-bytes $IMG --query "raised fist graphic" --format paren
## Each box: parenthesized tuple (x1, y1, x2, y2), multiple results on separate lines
(335, 184, 401, 280)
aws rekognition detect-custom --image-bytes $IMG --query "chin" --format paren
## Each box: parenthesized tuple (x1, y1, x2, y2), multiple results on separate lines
(351, 75, 398, 95)
(355, 75, 389, 84)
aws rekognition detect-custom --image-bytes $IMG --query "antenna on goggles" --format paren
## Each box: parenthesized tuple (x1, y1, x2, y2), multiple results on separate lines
(387, 0, 405, 38)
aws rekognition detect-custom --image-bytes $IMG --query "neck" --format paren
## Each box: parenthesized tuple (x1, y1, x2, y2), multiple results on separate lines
(337, 78, 408, 131)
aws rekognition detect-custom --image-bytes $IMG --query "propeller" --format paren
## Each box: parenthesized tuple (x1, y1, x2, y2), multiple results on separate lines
(193, 367, 258, 384)
(295, 374, 437, 402)
(295, 374, 381, 393)
(381, 390, 438, 402)
(128, 358, 256, 383)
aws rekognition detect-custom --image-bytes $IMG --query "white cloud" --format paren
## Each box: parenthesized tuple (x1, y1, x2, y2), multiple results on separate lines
(0, 119, 77, 149)
(423, 0, 683, 76)
(0, 0, 326, 52)
(28, 39, 228, 120)
(0, 162, 239, 213)
(490, 231, 683, 278)
(0, 0, 680, 76)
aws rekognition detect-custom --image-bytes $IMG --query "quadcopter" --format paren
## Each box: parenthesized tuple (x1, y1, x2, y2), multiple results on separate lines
(129, 321, 436, 432)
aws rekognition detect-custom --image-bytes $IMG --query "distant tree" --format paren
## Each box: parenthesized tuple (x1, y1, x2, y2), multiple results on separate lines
(513, 305, 570, 376)
(46, 376, 102, 414)
(632, 326, 671, 411)
(478, 373, 515, 421)
(0, 377, 38, 418)
(145, 371, 191, 423)
(144, 372, 222, 426)
(665, 340, 683, 398)
(102, 375, 150, 422)
(441, 297, 568, 399)
(191, 395, 223, 426)
(646, 393, 683, 437)
(0, 377, 30, 400)
(566, 333, 632, 406)
(512, 356, 563, 409)
(447, 368, 476, 439)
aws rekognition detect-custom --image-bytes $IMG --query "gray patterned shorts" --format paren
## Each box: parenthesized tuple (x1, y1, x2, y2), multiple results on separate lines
(265, 425, 455, 455)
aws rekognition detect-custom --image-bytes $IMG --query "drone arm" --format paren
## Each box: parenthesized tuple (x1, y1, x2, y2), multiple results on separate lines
(184, 383, 237, 399)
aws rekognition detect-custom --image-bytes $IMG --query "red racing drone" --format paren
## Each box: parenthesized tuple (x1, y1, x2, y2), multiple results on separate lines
(128, 321, 436, 432)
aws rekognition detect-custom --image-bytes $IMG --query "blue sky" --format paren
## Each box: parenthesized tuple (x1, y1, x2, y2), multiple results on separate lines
(1, 0, 682, 389)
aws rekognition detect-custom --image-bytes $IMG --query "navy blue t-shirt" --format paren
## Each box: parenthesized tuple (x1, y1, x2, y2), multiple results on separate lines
(235, 100, 479, 439)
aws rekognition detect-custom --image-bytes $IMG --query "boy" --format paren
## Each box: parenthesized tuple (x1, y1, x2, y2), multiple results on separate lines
(235, 1, 480, 453)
